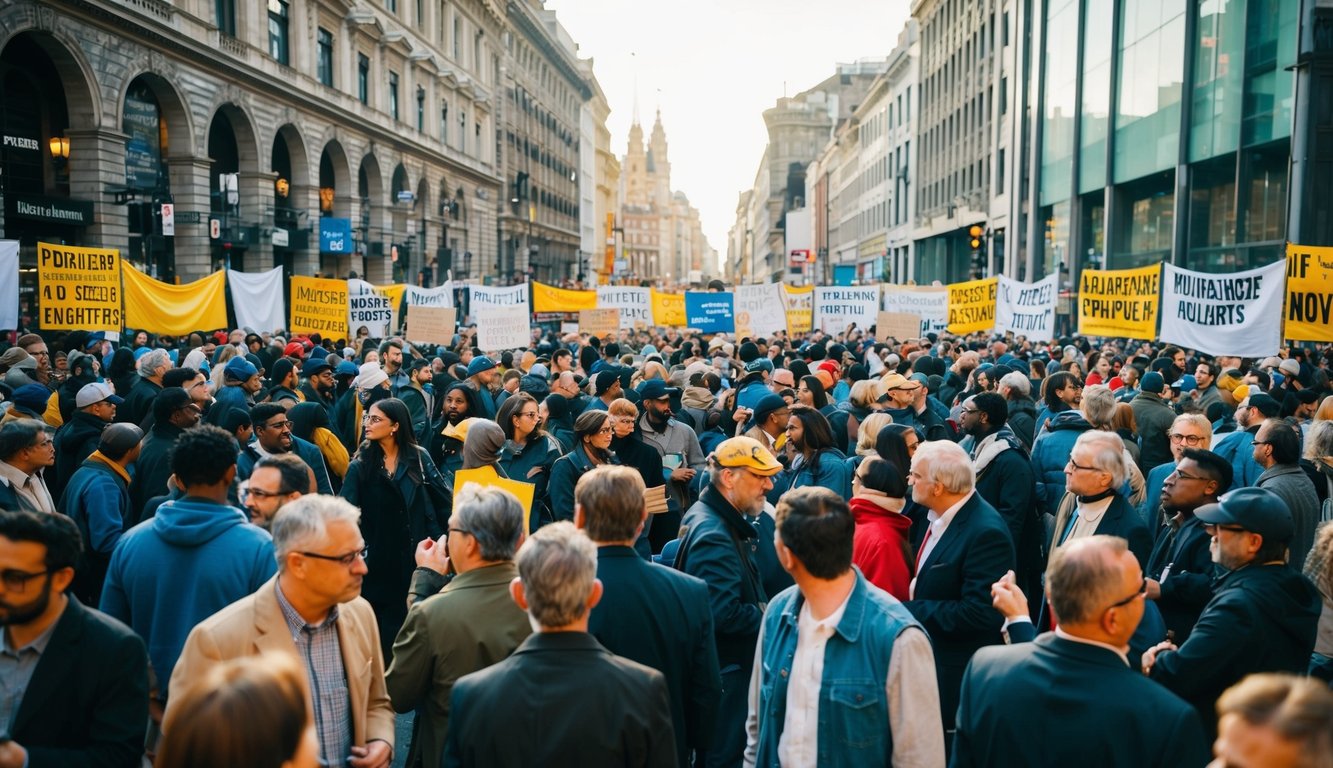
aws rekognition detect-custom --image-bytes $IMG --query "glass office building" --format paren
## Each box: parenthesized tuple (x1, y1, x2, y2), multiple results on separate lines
(1026, 0, 1297, 277)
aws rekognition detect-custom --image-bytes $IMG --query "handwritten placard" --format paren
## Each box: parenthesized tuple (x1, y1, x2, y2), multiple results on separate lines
(406, 306, 457, 345)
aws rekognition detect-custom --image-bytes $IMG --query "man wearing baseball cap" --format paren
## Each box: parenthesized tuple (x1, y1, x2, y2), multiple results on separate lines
(298, 358, 337, 417)
(53, 381, 124, 499)
(1144, 487, 1321, 737)
(882, 373, 950, 441)
(672, 436, 781, 767)
(465, 355, 499, 420)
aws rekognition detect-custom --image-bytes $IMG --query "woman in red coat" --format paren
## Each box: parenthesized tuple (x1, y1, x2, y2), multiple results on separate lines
(850, 456, 914, 600)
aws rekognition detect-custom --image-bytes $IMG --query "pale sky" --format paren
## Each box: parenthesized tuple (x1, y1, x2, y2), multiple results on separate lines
(546, 0, 912, 271)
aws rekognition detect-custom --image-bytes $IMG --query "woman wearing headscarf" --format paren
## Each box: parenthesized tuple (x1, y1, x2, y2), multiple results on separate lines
(548, 410, 619, 524)
(497, 393, 562, 531)
(460, 419, 507, 475)
(287, 401, 349, 488)
(850, 456, 913, 600)
(340, 396, 447, 660)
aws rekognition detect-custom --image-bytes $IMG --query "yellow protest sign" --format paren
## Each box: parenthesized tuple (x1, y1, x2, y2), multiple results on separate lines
(123, 264, 227, 334)
(1285, 244, 1333, 342)
(578, 308, 620, 338)
(651, 289, 686, 326)
(455, 467, 536, 532)
(37, 241, 121, 331)
(947, 276, 998, 335)
(532, 281, 597, 313)
(1077, 264, 1160, 340)
(783, 284, 813, 335)
(290, 276, 349, 338)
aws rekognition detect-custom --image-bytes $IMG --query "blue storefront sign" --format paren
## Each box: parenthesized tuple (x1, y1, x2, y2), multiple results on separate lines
(320, 218, 353, 254)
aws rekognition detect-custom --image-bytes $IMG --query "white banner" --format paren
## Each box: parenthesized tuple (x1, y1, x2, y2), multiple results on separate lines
(469, 283, 528, 309)
(404, 283, 454, 308)
(227, 267, 285, 333)
(347, 279, 398, 338)
(596, 286, 652, 328)
(0, 241, 16, 330)
(474, 304, 530, 351)
(1160, 261, 1285, 357)
(814, 285, 881, 333)
(995, 273, 1059, 341)
(882, 284, 949, 335)
(734, 283, 787, 339)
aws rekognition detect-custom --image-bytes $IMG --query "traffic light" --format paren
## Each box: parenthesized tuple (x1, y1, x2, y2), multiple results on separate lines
(968, 225, 986, 279)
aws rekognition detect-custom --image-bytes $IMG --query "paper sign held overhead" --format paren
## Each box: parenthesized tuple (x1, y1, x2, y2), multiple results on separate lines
(876, 311, 922, 342)
(578, 308, 620, 338)
(406, 306, 457, 345)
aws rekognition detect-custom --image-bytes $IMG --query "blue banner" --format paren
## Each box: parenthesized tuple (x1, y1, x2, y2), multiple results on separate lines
(685, 291, 735, 334)
(319, 218, 353, 254)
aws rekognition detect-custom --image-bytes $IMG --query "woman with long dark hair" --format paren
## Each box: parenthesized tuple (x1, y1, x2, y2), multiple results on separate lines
(796, 375, 829, 410)
(498, 393, 563, 531)
(767, 404, 852, 505)
(874, 423, 920, 488)
(339, 397, 447, 659)
(287, 401, 349, 488)
(108, 347, 137, 400)
(548, 410, 619, 523)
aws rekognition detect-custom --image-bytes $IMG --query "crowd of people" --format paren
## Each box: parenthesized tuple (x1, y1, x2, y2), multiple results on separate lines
(1, 320, 1332, 767)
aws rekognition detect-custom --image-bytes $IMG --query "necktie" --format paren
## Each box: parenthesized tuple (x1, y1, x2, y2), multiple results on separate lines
(915, 526, 934, 572)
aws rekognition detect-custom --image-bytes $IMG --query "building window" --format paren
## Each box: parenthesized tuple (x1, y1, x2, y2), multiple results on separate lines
(389, 72, 400, 121)
(386, 0, 397, 13)
(267, 0, 289, 65)
(358, 54, 370, 105)
(317, 28, 334, 87)
(417, 87, 425, 132)
(1113, 0, 1186, 183)
(441, 103, 449, 145)
(216, 0, 236, 36)
(459, 109, 466, 152)
(453, 16, 462, 62)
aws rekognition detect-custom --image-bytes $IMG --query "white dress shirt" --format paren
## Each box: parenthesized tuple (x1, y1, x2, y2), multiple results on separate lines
(1065, 495, 1113, 543)
(910, 491, 973, 598)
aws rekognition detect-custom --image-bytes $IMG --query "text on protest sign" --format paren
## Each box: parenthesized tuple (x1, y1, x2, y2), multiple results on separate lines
(882, 285, 949, 335)
(597, 286, 652, 328)
(404, 284, 456, 308)
(783, 284, 813, 335)
(946, 277, 998, 335)
(38, 241, 121, 330)
(348, 280, 400, 338)
(995, 273, 1058, 341)
(733, 283, 787, 339)
(578, 308, 621, 338)
(290, 276, 349, 338)
(684, 292, 736, 334)
(651, 289, 686, 326)
(1078, 264, 1160, 340)
(474, 304, 530, 350)
(405, 306, 457, 345)
(1159, 261, 1284, 357)
(1285, 244, 1333, 343)
(814, 286, 880, 333)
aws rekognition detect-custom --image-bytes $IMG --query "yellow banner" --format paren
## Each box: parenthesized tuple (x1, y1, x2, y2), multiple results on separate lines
(455, 466, 536, 532)
(947, 277, 998, 334)
(1077, 264, 1160, 340)
(378, 283, 407, 312)
(290, 276, 349, 338)
(37, 242, 121, 331)
(1285, 244, 1333, 342)
(532, 281, 597, 313)
(123, 264, 227, 335)
(783, 284, 813, 335)
(651, 289, 686, 326)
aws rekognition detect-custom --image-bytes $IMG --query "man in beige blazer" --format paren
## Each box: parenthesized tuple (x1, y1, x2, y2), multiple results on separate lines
(167, 494, 395, 768)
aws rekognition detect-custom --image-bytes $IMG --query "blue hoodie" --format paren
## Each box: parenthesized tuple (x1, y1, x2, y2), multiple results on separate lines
(100, 497, 275, 696)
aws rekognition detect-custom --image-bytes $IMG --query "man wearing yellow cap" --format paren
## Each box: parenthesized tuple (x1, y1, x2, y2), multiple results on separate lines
(672, 436, 782, 768)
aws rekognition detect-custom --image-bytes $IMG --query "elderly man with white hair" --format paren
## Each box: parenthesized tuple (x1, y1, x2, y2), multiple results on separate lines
(117, 347, 171, 425)
(1050, 430, 1153, 568)
(904, 440, 1015, 746)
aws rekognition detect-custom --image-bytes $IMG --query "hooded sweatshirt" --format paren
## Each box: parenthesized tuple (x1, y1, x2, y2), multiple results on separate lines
(99, 497, 276, 697)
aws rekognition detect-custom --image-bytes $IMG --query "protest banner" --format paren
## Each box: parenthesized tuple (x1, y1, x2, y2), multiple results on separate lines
(596, 286, 653, 328)
(228, 268, 285, 333)
(946, 277, 998, 335)
(404, 283, 455, 307)
(454, 469, 536, 532)
(814, 286, 880, 333)
(0, 241, 17, 330)
(1160, 261, 1284, 357)
(122, 264, 227, 335)
(474, 303, 530, 350)
(37, 241, 121, 331)
(532, 281, 597, 313)
(995, 273, 1058, 341)
(469, 283, 528, 310)
(882, 284, 949, 335)
(875, 311, 922, 341)
(347, 279, 399, 337)
(783, 284, 813, 335)
(578, 308, 620, 338)
(685, 292, 736, 334)
(734, 283, 787, 339)
(405, 305, 456, 345)
(1284, 244, 1333, 343)
(289, 275, 349, 338)
(1078, 264, 1160, 340)
(651, 288, 687, 326)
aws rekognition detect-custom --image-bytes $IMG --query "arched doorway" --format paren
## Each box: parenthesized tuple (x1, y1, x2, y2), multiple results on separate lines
(207, 103, 258, 273)
(356, 152, 383, 281)
(271, 124, 309, 280)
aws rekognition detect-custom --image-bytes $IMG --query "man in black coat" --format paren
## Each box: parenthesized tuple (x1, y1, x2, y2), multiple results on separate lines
(904, 440, 1015, 740)
(577, 466, 721, 768)
(444, 522, 676, 768)
(1144, 487, 1321, 737)
(51, 382, 121, 501)
(673, 437, 782, 768)
(115, 348, 168, 426)
(128, 387, 200, 522)
(954, 535, 1208, 767)
(0, 509, 149, 767)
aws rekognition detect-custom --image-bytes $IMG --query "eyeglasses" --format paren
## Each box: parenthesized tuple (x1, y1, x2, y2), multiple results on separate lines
(518, 411, 539, 420)
(299, 546, 369, 566)
(363, 414, 387, 424)
(1202, 523, 1248, 536)
(1169, 469, 1207, 482)
(1066, 459, 1099, 472)
(28, 438, 54, 450)
(262, 420, 293, 431)
(1251, 439, 1272, 447)
(959, 407, 980, 415)
(1107, 577, 1147, 609)
(241, 487, 287, 501)
(1169, 433, 1204, 445)
(0, 568, 50, 592)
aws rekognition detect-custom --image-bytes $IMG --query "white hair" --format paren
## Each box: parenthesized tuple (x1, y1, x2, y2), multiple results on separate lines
(912, 440, 976, 494)
(998, 371, 1030, 398)
(1074, 431, 1127, 489)
(137, 348, 171, 378)
(515, 521, 597, 629)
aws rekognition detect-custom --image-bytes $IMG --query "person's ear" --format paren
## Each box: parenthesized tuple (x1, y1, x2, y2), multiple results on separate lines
(586, 578, 604, 612)
(573, 504, 587, 530)
(509, 577, 529, 611)
(50, 567, 75, 596)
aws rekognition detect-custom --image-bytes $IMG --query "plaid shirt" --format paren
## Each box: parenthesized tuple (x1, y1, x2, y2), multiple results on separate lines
(276, 582, 351, 767)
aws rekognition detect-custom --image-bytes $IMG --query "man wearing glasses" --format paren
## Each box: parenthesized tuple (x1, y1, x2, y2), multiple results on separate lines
(170, 494, 395, 768)
(0, 420, 57, 516)
(1140, 414, 1213, 528)
(241, 453, 312, 529)
(1252, 418, 1320, 570)
(956, 535, 1208, 767)
(1144, 487, 1321, 738)
(1050, 431, 1152, 570)
(235, 403, 334, 498)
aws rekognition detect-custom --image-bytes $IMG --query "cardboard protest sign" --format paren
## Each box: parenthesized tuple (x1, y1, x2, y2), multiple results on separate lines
(455, 468, 536, 532)
(578, 308, 620, 338)
(995, 273, 1058, 341)
(38, 241, 121, 330)
(1285, 244, 1333, 343)
(876, 311, 922, 341)
(474, 303, 529, 350)
(734, 283, 787, 339)
(290, 276, 349, 338)
(1078, 264, 1160, 340)
(1160, 261, 1284, 357)
(406, 306, 457, 345)
(813, 286, 880, 333)
(946, 277, 998, 335)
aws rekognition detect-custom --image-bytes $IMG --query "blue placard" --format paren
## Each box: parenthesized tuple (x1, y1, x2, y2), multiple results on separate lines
(685, 291, 735, 334)
(319, 218, 353, 254)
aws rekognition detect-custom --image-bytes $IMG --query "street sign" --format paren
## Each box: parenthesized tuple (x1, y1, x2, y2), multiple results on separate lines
(271, 228, 289, 247)
(209, 218, 221, 239)
(160, 203, 175, 236)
